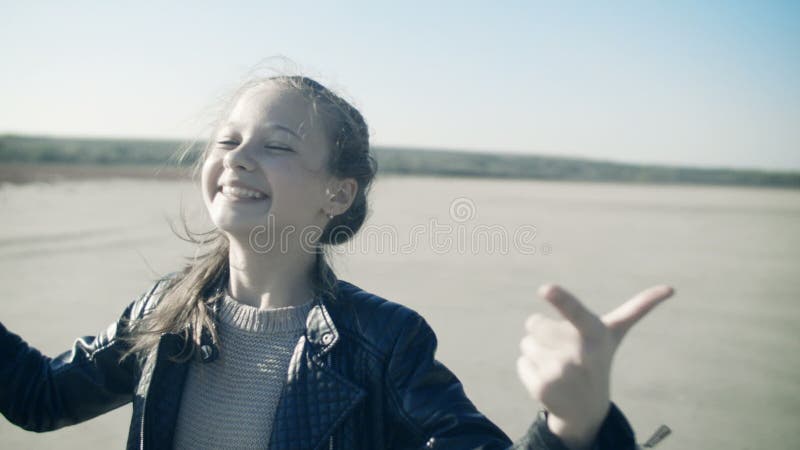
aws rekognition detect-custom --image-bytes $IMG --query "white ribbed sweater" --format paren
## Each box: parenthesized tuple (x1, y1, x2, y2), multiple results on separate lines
(172, 294, 313, 449)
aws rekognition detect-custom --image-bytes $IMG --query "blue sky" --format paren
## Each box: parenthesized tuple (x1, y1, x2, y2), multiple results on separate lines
(1, 1, 798, 170)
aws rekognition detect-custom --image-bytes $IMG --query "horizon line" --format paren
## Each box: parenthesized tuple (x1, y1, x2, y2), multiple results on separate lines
(1, 131, 798, 175)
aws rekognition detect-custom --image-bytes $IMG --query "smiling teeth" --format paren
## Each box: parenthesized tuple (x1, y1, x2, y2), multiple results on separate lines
(221, 185, 267, 199)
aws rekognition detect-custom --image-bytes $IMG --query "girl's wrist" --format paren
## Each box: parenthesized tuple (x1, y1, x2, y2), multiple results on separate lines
(546, 405, 609, 450)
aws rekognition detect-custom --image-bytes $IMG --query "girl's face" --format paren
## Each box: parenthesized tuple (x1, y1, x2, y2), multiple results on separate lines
(201, 83, 336, 244)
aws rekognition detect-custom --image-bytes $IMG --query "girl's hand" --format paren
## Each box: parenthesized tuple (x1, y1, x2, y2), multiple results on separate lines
(516, 283, 674, 450)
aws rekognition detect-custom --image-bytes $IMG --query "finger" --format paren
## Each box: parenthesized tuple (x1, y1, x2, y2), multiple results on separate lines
(525, 317, 577, 349)
(519, 335, 546, 362)
(524, 313, 556, 334)
(516, 356, 542, 399)
(603, 285, 674, 340)
(538, 283, 599, 335)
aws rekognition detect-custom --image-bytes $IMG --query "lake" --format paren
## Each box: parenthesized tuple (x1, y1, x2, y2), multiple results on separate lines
(1, 175, 798, 449)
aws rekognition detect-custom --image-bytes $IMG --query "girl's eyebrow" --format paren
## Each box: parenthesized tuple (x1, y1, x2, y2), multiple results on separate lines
(267, 123, 303, 141)
(223, 121, 304, 141)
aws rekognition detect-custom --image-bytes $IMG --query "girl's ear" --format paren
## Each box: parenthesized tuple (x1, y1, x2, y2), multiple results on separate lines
(327, 178, 358, 215)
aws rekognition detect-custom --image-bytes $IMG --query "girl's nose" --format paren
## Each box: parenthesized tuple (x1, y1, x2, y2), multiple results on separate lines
(222, 144, 255, 171)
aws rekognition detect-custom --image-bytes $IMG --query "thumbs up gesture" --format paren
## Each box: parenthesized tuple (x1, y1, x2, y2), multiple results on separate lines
(516, 284, 674, 450)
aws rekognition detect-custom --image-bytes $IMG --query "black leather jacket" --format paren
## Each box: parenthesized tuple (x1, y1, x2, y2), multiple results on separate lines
(1, 275, 637, 450)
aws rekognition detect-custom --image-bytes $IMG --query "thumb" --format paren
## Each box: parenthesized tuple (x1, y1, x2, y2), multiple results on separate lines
(603, 285, 674, 341)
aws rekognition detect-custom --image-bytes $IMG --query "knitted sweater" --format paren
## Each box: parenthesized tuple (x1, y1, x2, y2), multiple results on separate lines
(172, 293, 313, 449)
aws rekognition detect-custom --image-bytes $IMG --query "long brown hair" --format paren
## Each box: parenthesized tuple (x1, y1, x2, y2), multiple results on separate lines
(124, 75, 377, 362)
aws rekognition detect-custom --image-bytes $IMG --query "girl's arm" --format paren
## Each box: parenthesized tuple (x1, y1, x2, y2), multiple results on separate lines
(383, 309, 637, 450)
(0, 279, 164, 432)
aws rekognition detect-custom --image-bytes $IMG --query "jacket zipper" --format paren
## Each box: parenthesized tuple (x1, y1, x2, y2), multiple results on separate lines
(328, 352, 334, 450)
(140, 339, 164, 450)
(140, 358, 148, 450)
(140, 411, 145, 450)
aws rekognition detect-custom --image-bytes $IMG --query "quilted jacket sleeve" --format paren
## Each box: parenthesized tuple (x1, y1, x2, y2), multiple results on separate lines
(384, 310, 638, 450)
(0, 278, 166, 432)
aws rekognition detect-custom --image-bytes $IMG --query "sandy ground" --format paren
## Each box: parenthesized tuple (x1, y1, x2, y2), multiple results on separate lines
(1, 171, 798, 449)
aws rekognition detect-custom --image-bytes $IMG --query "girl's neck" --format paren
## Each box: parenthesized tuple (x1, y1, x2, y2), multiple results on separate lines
(225, 237, 316, 310)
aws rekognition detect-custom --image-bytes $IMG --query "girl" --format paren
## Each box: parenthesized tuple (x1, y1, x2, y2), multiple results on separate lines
(0, 74, 673, 449)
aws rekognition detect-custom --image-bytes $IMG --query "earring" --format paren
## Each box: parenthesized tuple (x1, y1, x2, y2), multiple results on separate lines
(326, 185, 341, 220)
(327, 191, 337, 219)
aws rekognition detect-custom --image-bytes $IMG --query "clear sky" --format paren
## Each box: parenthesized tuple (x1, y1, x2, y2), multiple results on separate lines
(1, 1, 798, 170)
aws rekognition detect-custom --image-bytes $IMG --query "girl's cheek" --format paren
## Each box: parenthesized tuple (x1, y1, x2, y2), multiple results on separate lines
(265, 157, 298, 175)
(203, 155, 224, 175)
(293, 155, 327, 174)
(201, 158, 223, 198)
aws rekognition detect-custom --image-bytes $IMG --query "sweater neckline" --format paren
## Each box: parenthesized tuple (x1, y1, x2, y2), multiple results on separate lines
(218, 293, 314, 334)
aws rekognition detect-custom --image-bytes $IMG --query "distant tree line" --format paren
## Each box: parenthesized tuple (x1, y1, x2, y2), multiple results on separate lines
(0, 135, 194, 165)
(1, 135, 798, 188)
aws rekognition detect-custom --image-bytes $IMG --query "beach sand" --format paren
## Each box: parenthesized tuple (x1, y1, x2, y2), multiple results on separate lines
(1, 171, 798, 449)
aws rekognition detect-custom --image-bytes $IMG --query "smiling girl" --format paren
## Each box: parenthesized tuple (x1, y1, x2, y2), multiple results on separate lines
(0, 74, 673, 449)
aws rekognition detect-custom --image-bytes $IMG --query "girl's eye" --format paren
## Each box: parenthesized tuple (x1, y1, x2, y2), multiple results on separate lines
(217, 140, 239, 147)
(265, 145, 294, 152)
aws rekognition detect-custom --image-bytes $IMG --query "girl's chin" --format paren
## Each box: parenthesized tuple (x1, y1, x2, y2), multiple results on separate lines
(210, 212, 268, 234)
(209, 196, 271, 218)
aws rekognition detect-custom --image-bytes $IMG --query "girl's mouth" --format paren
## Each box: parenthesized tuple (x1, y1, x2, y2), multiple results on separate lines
(219, 185, 270, 201)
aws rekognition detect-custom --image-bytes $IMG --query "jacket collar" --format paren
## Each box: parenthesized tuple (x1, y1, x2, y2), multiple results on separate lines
(304, 297, 340, 357)
(197, 289, 341, 363)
